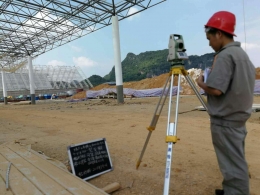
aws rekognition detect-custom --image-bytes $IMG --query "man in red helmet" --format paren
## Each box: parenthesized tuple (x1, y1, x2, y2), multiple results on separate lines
(197, 11, 255, 195)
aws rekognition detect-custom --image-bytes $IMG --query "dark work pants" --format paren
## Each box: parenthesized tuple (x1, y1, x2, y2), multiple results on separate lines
(211, 123, 250, 195)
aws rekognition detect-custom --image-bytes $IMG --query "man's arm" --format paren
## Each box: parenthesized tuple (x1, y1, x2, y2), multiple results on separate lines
(197, 75, 222, 96)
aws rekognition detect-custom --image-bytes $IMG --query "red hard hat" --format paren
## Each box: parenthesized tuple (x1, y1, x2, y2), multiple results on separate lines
(205, 11, 236, 36)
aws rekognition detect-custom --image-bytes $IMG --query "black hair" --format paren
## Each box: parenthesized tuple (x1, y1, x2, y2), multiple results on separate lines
(205, 27, 233, 39)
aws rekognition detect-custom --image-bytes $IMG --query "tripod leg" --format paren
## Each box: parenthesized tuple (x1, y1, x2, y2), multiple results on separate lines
(136, 74, 172, 169)
(163, 74, 180, 195)
(174, 75, 181, 133)
(184, 74, 208, 111)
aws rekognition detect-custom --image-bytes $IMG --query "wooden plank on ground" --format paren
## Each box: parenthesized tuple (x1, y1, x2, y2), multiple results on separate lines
(0, 153, 43, 195)
(0, 146, 72, 195)
(6, 143, 107, 195)
(26, 149, 69, 171)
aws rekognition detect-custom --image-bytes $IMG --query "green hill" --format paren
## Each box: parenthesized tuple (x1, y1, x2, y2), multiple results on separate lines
(88, 49, 215, 86)
(88, 75, 107, 87)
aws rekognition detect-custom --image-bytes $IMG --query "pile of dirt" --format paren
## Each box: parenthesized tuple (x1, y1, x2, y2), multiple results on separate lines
(180, 68, 202, 95)
(70, 67, 260, 99)
(91, 73, 173, 90)
(91, 83, 114, 91)
(69, 91, 86, 99)
(69, 73, 180, 99)
(88, 68, 201, 95)
(256, 67, 260, 79)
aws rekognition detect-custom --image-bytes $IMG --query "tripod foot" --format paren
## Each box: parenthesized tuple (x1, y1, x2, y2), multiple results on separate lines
(136, 160, 141, 170)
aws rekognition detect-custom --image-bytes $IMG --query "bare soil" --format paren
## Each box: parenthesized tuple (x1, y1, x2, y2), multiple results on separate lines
(71, 67, 260, 100)
(0, 96, 259, 195)
(256, 67, 260, 79)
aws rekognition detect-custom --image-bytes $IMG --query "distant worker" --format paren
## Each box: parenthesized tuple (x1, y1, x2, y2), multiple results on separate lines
(51, 94, 56, 100)
(197, 11, 255, 195)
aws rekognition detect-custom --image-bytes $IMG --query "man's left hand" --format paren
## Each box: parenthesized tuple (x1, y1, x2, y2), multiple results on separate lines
(197, 75, 204, 84)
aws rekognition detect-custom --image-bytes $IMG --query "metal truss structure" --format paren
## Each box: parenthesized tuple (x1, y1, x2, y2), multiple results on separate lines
(0, 65, 92, 91)
(0, 0, 166, 70)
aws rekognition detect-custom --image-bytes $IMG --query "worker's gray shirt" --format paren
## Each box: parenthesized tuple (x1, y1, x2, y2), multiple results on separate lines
(206, 41, 255, 127)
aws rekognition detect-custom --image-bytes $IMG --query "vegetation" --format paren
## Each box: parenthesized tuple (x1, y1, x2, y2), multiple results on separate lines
(88, 49, 215, 86)
(88, 75, 107, 87)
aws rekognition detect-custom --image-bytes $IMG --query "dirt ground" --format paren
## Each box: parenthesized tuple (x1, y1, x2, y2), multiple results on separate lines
(0, 95, 259, 195)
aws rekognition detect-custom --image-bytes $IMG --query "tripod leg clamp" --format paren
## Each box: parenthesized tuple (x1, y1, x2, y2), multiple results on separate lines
(166, 136, 178, 143)
(146, 114, 160, 131)
(147, 126, 155, 131)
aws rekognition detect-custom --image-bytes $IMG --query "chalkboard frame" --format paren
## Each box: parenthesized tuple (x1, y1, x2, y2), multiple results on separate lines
(67, 138, 113, 180)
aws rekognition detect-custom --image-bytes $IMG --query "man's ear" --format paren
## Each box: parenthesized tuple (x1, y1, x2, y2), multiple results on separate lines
(215, 31, 222, 39)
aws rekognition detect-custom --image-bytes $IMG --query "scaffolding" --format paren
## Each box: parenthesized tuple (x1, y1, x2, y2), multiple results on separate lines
(0, 65, 91, 97)
(0, 0, 166, 103)
(0, 0, 166, 68)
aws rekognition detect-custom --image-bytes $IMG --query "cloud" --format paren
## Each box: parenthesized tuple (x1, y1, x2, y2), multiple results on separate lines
(239, 42, 260, 67)
(21, 8, 76, 38)
(241, 42, 260, 50)
(127, 7, 140, 21)
(70, 45, 82, 52)
(239, 17, 260, 28)
(73, 56, 97, 67)
(47, 60, 66, 66)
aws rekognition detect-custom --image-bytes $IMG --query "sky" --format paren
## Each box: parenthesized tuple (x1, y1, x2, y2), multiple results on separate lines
(33, 0, 260, 78)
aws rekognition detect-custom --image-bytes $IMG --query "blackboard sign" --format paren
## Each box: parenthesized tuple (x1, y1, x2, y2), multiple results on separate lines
(67, 138, 113, 180)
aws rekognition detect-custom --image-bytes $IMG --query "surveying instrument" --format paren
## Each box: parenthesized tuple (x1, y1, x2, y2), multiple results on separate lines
(136, 34, 208, 194)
